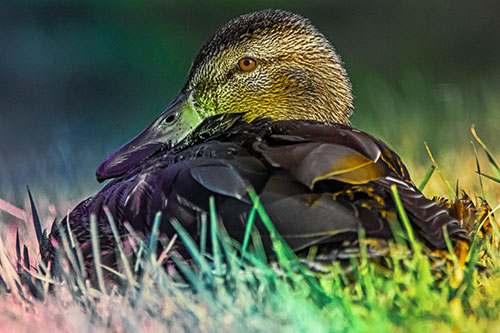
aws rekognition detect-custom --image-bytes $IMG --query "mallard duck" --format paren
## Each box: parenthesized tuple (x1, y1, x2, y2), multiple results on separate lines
(44, 10, 466, 271)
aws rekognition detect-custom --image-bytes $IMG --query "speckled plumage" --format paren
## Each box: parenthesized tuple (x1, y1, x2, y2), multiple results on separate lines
(43, 10, 466, 274)
(185, 10, 353, 124)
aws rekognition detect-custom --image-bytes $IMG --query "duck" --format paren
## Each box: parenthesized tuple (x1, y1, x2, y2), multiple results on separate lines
(43, 10, 467, 273)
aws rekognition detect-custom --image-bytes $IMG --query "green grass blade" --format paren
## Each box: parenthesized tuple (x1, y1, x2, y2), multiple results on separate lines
(209, 196, 223, 276)
(471, 141, 486, 198)
(247, 188, 292, 270)
(459, 211, 489, 300)
(390, 185, 419, 252)
(250, 226, 267, 264)
(54, 220, 88, 295)
(170, 219, 211, 274)
(134, 252, 151, 307)
(15, 230, 21, 261)
(357, 228, 375, 305)
(103, 206, 136, 286)
(149, 212, 162, 262)
(123, 222, 143, 246)
(27, 186, 43, 248)
(134, 242, 145, 274)
(21, 263, 57, 285)
(200, 212, 207, 255)
(65, 211, 76, 248)
(90, 214, 106, 295)
(247, 188, 328, 302)
(101, 264, 126, 280)
(170, 253, 203, 292)
(484, 204, 500, 240)
(241, 198, 258, 257)
(442, 225, 459, 268)
(241, 249, 275, 275)
(418, 165, 435, 191)
(215, 219, 241, 276)
(386, 215, 406, 247)
(157, 234, 177, 265)
(0, 237, 22, 299)
(476, 171, 500, 184)
(424, 142, 456, 198)
(471, 125, 500, 179)
(66, 215, 88, 280)
(463, 205, 500, 264)
(23, 245, 30, 271)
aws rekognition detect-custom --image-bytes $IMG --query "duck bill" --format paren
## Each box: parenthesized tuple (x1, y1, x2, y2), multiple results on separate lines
(96, 93, 203, 182)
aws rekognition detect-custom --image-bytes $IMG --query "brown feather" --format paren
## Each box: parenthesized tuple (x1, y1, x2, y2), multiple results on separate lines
(44, 118, 467, 271)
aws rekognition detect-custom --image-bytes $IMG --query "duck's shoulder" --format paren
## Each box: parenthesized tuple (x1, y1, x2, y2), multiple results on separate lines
(115, 117, 412, 190)
(245, 119, 413, 185)
(168, 117, 413, 190)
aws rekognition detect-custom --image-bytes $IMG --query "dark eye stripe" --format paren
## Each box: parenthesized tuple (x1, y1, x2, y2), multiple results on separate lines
(225, 67, 238, 81)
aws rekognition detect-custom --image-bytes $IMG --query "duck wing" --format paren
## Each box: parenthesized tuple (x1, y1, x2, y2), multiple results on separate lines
(46, 118, 466, 267)
(252, 120, 465, 249)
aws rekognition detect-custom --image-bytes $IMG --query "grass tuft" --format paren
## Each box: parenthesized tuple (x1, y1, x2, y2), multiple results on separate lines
(90, 214, 106, 295)
(0, 117, 498, 332)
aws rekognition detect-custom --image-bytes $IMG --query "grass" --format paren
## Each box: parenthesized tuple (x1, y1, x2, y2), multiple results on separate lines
(0, 135, 497, 332)
(0, 78, 499, 332)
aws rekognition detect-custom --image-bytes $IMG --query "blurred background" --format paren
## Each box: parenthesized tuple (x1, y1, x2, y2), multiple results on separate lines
(1, 0, 499, 206)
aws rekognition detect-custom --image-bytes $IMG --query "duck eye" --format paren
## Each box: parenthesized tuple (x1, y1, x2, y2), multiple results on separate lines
(238, 58, 256, 72)
(164, 112, 178, 124)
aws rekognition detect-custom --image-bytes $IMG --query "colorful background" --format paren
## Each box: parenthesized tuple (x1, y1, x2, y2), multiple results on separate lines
(1, 0, 499, 204)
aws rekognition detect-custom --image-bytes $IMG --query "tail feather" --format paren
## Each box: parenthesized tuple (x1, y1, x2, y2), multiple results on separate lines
(374, 176, 467, 248)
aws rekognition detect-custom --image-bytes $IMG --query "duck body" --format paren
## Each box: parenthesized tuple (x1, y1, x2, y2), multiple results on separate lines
(43, 10, 466, 270)
(46, 114, 465, 268)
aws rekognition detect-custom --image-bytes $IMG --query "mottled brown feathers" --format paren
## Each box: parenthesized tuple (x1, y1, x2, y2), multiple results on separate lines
(188, 10, 324, 82)
(185, 10, 353, 124)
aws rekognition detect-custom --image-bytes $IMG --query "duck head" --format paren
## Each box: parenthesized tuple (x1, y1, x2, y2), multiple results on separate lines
(96, 10, 353, 182)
